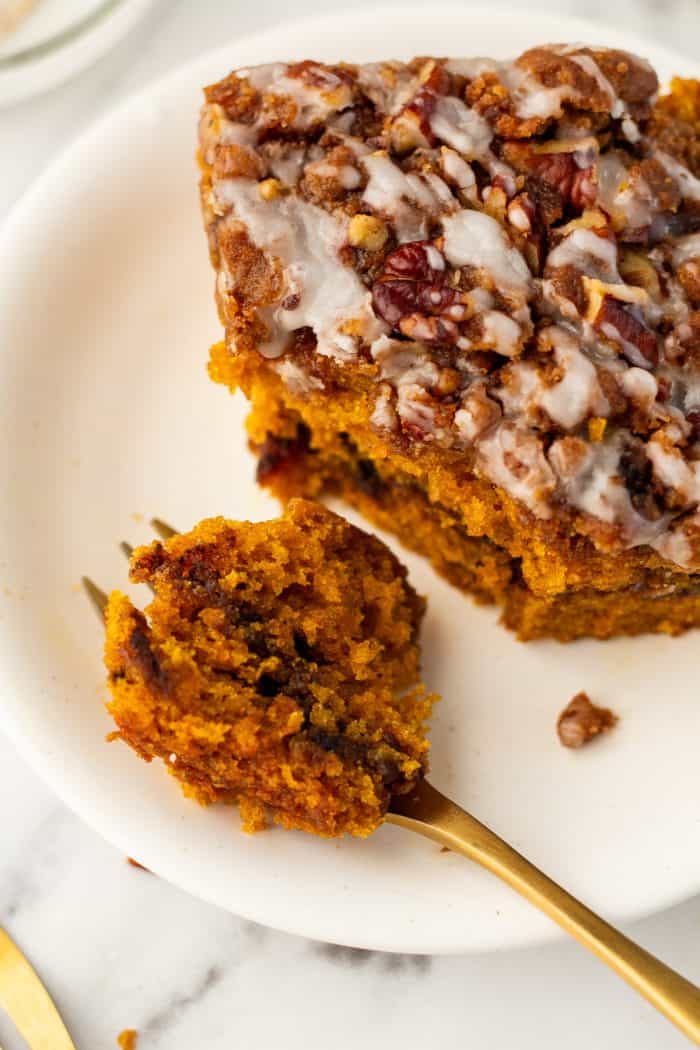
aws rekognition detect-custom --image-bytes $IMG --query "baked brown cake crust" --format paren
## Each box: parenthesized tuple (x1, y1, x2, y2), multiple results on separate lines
(198, 47, 700, 639)
(104, 500, 433, 837)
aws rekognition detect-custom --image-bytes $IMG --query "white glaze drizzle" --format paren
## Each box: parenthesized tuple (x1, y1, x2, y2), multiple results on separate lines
(548, 434, 667, 545)
(266, 146, 307, 186)
(658, 152, 700, 202)
(546, 227, 620, 280)
(362, 152, 456, 242)
(438, 147, 478, 201)
(477, 421, 555, 516)
(370, 383, 398, 432)
(442, 210, 532, 296)
(429, 95, 493, 160)
(273, 359, 324, 396)
(567, 52, 625, 119)
(371, 336, 443, 435)
(215, 179, 385, 360)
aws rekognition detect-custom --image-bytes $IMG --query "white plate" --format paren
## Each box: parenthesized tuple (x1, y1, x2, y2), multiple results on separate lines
(1, 6, 699, 956)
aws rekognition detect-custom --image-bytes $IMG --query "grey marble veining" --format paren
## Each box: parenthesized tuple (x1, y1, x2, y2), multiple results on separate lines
(1, 2, 700, 1047)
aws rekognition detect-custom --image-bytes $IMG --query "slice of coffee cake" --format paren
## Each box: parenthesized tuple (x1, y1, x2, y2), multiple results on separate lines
(199, 48, 700, 640)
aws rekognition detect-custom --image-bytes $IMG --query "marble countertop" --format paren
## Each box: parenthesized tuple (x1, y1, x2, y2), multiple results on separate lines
(2, 2, 700, 1047)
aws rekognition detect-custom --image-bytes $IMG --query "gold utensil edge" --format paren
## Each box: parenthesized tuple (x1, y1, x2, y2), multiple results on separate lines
(389, 781, 700, 1044)
(0, 928, 76, 1050)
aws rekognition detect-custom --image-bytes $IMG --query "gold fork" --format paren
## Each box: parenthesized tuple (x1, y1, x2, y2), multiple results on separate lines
(0, 927, 76, 1050)
(85, 518, 700, 1045)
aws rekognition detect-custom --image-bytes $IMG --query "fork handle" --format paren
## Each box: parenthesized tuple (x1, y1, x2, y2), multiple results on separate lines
(388, 780, 700, 1044)
(0, 928, 76, 1050)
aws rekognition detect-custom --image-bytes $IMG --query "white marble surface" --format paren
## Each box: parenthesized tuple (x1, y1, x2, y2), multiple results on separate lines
(2, 2, 700, 1047)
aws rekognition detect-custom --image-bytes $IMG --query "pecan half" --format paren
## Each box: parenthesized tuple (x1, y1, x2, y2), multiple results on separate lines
(593, 296, 658, 367)
(372, 241, 459, 341)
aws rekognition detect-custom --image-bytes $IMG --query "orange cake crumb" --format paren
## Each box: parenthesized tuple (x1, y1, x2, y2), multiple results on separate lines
(117, 1031, 138, 1050)
(104, 500, 433, 837)
(126, 857, 151, 872)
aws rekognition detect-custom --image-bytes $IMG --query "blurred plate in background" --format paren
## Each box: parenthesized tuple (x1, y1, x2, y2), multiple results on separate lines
(0, 0, 156, 106)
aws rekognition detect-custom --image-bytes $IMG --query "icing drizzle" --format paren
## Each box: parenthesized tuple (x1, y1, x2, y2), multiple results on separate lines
(202, 47, 700, 570)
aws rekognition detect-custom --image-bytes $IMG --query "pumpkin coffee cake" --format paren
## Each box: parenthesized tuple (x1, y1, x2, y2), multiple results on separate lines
(104, 500, 432, 836)
(198, 46, 700, 640)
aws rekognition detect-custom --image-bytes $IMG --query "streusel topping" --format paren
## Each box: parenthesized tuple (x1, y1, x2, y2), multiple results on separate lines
(200, 48, 700, 568)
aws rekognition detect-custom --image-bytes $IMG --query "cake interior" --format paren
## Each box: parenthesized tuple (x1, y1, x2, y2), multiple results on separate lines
(235, 365, 700, 641)
(104, 500, 433, 836)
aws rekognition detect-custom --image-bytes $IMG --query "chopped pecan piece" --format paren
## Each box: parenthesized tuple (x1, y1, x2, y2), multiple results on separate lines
(592, 296, 658, 367)
(678, 258, 700, 305)
(530, 153, 596, 211)
(388, 62, 450, 152)
(213, 144, 266, 180)
(557, 692, 618, 749)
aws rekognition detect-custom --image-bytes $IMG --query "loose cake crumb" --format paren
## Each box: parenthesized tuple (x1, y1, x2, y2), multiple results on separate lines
(117, 1030, 138, 1050)
(126, 857, 150, 872)
(557, 692, 618, 749)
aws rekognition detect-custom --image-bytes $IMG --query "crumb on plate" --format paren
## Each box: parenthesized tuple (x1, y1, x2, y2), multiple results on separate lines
(557, 692, 618, 749)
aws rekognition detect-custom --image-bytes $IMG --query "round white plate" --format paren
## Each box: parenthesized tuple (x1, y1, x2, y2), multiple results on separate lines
(1, 6, 699, 956)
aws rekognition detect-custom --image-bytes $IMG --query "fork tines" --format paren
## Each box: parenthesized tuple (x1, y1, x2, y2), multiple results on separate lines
(82, 517, 179, 621)
(81, 576, 108, 620)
